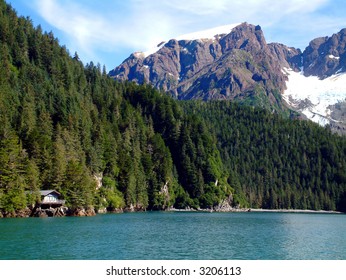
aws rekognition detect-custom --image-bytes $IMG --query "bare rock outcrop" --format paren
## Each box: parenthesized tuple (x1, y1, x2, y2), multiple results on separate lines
(303, 28, 346, 78)
(110, 23, 300, 108)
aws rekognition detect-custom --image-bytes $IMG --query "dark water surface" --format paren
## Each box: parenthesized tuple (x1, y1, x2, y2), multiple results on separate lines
(0, 212, 345, 260)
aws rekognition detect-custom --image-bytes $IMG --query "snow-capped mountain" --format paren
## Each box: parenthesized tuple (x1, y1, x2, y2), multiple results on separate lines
(282, 28, 346, 132)
(142, 23, 241, 57)
(110, 23, 346, 134)
(110, 23, 298, 104)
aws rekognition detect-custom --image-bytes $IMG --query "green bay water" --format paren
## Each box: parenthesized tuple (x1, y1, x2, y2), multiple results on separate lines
(0, 212, 345, 260)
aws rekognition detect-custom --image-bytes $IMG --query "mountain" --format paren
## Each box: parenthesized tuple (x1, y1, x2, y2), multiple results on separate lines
(302, 29, 346, 78)
(110, 23, 300, 109)
(110, 23, 346, 133)
(283, 28, 346, 133)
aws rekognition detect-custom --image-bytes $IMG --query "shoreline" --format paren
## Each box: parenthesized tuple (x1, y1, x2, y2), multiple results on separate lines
(166, 207, 343, 214)
(1, 207, 343, 218)
(248, 208, 343, 214)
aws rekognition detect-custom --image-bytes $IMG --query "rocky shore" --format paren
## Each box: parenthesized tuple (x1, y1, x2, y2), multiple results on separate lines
(166, 198, 251, 213)
(0, 206, 97, 218)
(1, 205, 342, 218)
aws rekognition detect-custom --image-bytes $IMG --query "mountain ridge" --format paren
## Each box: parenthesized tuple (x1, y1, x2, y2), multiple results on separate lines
(110, 23, 295, 102)
(110, 23, 346, 133)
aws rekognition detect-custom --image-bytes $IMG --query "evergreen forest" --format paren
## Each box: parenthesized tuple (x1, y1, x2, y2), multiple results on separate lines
(0, 1, 345, 215)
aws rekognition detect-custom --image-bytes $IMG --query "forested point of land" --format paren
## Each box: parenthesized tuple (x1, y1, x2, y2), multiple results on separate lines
(0, 1, 345, 216)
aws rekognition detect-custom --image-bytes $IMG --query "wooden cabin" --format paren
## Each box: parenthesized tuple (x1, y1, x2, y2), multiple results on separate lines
(39, 190, 65, 208)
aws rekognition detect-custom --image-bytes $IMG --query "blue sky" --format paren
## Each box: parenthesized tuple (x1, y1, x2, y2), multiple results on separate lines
(6, 0, 346, 71)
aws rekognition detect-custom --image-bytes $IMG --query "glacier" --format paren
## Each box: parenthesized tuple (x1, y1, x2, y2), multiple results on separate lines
(282, 68, 346, 126)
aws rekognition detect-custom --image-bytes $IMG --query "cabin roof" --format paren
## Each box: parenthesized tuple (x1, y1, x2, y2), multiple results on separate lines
(39, 190, 61, 196)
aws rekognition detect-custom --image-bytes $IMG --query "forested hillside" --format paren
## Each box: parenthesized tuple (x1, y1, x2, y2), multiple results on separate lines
(0, 1, 345, 216)
(0, 1, 232, 215)
(183, 101, 346, 211)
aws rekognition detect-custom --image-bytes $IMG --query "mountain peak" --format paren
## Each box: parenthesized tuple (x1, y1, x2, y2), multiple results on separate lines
(109, 24, 346, 133)
(109, 22, 289, 101)
(303, 27, 346, 78)
(141, 23, 242, 58)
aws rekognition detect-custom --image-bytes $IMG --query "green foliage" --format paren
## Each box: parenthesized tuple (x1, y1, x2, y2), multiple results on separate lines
(182, 101, 346, 211)
(61, 160, 95, 209)
(98, 177, 125, 210)
(0, 129, 27, 212)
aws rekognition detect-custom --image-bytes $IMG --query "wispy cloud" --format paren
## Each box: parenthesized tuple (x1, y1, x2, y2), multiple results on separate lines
(34, 0, 122, 55)
(32, 0, 345, 68)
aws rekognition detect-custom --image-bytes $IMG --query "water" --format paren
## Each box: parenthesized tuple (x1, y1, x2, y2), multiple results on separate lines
(0, 212, 345, 260)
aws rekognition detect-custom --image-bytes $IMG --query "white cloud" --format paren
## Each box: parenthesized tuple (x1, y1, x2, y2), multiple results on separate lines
(34, 0, 178, 57)
(31, 0, 345, 68)
(35, 1, 119, 53)
(163, 0, 229, 15)
(126, 0, 333, 46)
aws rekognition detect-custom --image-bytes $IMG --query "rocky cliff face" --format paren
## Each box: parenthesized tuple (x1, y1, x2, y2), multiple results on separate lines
(110, 23, 301, 109)
(302, 28, 346, 78)
(110, 23, 346, 133)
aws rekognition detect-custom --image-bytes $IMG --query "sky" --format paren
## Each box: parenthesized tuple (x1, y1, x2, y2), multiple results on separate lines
(6, 0, 346, 72)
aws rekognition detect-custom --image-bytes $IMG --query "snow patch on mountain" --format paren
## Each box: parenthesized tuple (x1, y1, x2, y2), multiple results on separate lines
(283, 68, 346, 126)
(143, 43, 165, 58)
(176, 23, 241, 41)
(329, 54, 340, 60)
(143, 23, 240, 57)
